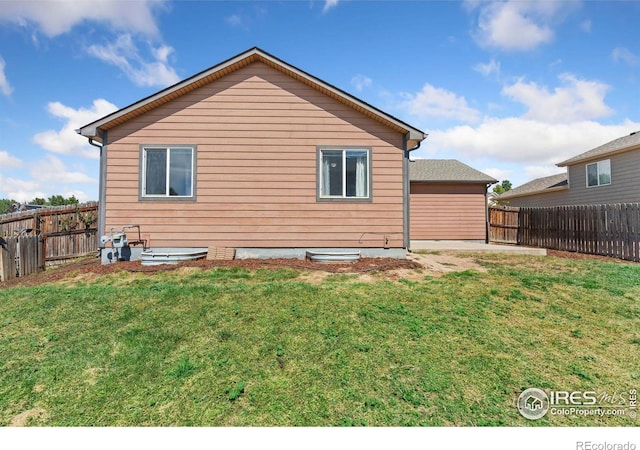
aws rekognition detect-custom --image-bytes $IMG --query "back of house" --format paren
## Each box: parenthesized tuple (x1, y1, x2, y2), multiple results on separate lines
(78, 48, 425, 262)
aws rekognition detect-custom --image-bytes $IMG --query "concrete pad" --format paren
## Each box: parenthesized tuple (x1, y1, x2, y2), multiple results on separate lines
(410, 240, 547, 255)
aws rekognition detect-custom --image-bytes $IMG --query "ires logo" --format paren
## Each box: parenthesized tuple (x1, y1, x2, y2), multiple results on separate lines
(550, 391, 598, 406)
(518, 388, 636, 420)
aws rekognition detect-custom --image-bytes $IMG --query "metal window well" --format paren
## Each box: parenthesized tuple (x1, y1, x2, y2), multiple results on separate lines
(141, 249, 208, 266)
(306, 250, 361, 263)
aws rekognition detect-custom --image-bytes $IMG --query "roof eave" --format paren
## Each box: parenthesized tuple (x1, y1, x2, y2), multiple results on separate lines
(410, 179, 497, 184)
(78, 47, 426, 142)
(499, 185, 569, 200)
(557, 144, 640, 167)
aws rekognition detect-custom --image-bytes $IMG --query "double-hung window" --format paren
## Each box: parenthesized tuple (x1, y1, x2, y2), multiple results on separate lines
(318, 147, 371, 201)
(141, 145, 196, 200)
(586, 159, 611, 188)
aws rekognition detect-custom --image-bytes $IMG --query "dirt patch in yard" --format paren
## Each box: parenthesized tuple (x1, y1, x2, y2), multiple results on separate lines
(408, 252, 487, 275)
(9, 407, 48, 427)
(548, 249, 640, 264)
(0, 255, 423, 289)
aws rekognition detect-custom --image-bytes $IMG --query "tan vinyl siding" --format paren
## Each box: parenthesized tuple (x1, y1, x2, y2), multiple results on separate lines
(564, 149, 640, 204)
(506, 148, 640, 207)
(105, 61, 405, 249)
(410, 183, 488, 240)
(501, 189, 569, 207)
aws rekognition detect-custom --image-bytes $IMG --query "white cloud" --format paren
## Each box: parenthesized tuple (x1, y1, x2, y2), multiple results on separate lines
(62, 190, 92, 203)
(482, 167, 512, 182)
(472, 1, 573, 51)
(0, 150, 22, 169)
(524, 165, 566, 181)
(502, 73, 613, 123)
(612, 47, 639, 66)
(351, 74, 372, 92)
(33, 99, 118, 159)
(400, 83, 480, 123)
(426, 118, 640, 166)
(0, 0, 165, 38)
(87, 34, 180, 88)
(225, 14, 244, 28)
(0, 56, 13, 97)
(323, 0, 339, 13)
(580, 19, 592, 33)
(30, 155, 96, 184)
(473, 59, 501, 77)
(0, 155, 96, 202)
(0, 173, 46, 203)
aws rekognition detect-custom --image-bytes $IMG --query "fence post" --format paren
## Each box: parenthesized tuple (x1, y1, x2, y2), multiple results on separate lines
(0, 246, 6, 282)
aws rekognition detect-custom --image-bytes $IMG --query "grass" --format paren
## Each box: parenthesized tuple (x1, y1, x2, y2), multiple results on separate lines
(0, 256, 638, 426)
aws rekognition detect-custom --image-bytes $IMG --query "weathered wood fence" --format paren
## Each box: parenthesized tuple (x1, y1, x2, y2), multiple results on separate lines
(489, 204, 640, 262)
(0, 236, 45, 282)
(0, 202, 99, 271)
(488, 206, 520, 244)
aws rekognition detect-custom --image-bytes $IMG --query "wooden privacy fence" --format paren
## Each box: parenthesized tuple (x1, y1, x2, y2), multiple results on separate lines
(0, 236, 45, 282)
(489, 204, 640, 262)
(0, 202, 99, 267)
(488, 206, 520, 244)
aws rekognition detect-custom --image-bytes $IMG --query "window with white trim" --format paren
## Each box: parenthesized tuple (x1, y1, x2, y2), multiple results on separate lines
(141, 146, 195, 199)
(586, 159, 611, 187)
(318, 148, 370, 200)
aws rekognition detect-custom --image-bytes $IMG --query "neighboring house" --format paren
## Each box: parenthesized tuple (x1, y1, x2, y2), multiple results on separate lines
(409, 159, 496, 242)
(499, 131, 640, 207)
(77, 48, 425, 262)
(496, 173, 568, 208)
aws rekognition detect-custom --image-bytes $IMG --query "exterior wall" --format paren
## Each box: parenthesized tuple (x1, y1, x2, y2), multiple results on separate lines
(563, 148, 640, 205)
(104, 61, 405, 249)
(500, 189, 569, 208)
(410, 183, 488, 240)
(504, 148, 640, 207)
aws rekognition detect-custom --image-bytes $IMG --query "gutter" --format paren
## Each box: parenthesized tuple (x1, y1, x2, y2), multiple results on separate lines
(403, 135, 424, 251)
(484, 179, 498, 244)
(88, 135, 108, 252)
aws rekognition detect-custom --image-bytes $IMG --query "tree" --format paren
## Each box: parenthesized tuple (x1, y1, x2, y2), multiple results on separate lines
(492, 180, 512, 195)
(0, 195, 80, 215)
(29, 195, 79, 207)
(47, 195, 78, 206)
(0, 198, 17, 215)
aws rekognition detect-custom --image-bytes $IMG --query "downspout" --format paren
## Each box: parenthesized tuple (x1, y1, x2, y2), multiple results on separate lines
(89, 133, 108, 254)
(485, 181, 498, 244)
(484, 186, 490, 244)
(403, 135, 422, 251)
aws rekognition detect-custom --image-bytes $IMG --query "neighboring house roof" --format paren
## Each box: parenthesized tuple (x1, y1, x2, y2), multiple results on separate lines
(409, 159, 497, 184)
(498, 173, 568, 200)
(557, 131, 640, 166)
(78, 47, 425, 144)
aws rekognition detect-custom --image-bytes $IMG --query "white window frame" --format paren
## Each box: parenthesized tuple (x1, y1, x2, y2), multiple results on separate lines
(140, 145, 196, 200)
(585, 159, 611, 188)
(317, 147, 371, 202)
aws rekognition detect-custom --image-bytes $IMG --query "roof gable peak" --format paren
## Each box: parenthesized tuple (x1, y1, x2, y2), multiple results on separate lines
(77, 47, 425, 143)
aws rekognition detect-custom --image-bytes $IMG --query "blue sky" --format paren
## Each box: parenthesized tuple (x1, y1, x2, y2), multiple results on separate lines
(0, 0, 638, 202)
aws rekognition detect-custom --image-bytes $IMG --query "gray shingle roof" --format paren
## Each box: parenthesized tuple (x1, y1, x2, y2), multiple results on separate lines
(498, 173, 568, 199)
(557, 131, 640, 166)
(409, 159, 497, 183)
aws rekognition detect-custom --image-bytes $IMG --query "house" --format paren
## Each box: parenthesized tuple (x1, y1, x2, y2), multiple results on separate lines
(525, 395, 543, 412)
(499, 131, 640, 207)
(77, 48, 426, 262)
(496, 173, 568, 207)
(409, 159, 496, 242)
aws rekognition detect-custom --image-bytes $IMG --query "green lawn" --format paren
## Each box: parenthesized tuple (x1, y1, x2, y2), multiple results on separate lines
(0, 254, 638, 426)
